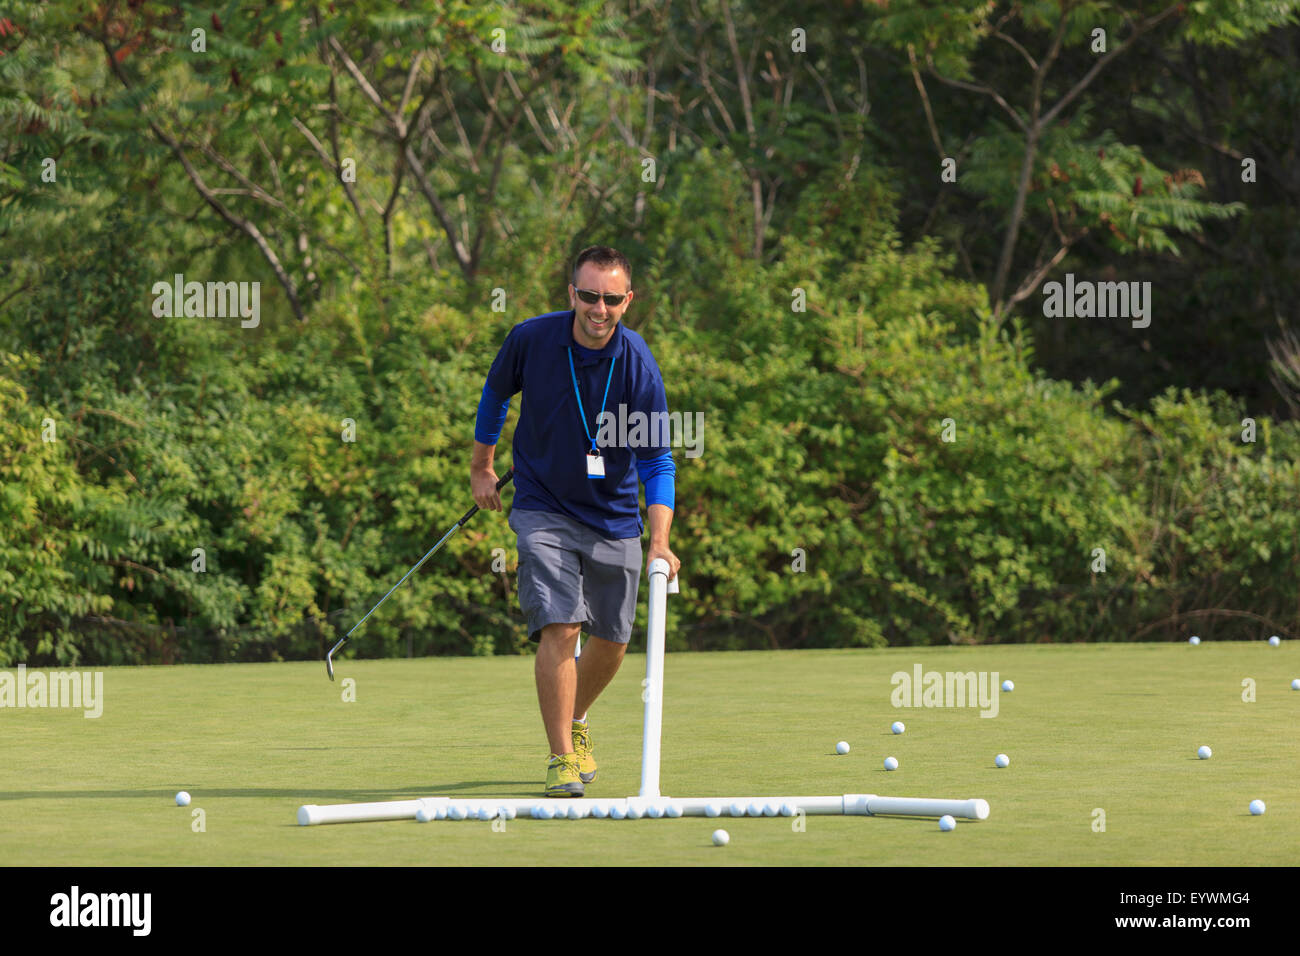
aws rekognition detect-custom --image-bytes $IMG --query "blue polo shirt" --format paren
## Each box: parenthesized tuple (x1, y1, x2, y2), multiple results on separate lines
(476, 310, 675, 538)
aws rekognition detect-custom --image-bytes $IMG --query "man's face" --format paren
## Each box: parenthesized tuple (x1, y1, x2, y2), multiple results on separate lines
(569, 263, 633, 349)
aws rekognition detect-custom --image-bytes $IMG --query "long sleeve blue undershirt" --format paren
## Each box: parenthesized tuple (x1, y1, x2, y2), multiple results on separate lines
(474, 382, 676, 509)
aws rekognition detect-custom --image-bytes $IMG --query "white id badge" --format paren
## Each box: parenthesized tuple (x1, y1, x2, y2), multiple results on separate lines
(586, 453, 605, 478)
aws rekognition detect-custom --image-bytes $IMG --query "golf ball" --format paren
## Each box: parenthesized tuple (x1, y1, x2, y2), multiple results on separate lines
(626, 804, 644, 819)
(780, 802, 797, 817)
(704, 802, 722, 818)
(884, 756, 899, 771)
(1249, 799, 1266, 816)
(591, 803, 608, 819)
(1269, 635, 1281, 646)
(479, 807, 496, 821)
(1002, 679, 1014, 692)
(891, 721, 905, 734)
(836, 741, 850, 755)
(501, 807, 517, 820)
(711, 829, 730, 846)
(415, 807, 432, 822)
(1197, 745, 1212, 759)
(609, 805, 627, 820)
(747, 800, 765, 817)
(728, 801, 747, 817)
(174, 791, 191, 807)
(1291, 679, 1299, 691)
(939, 814, 956, 832)
(666, 804, 683, 818)
(995, 753, 1010, 768)
(646, 804, 664, 819)
(1189, 636, 1201, 645)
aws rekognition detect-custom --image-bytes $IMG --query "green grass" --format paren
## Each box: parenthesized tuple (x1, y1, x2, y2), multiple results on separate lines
(2, 643, 1295, 865)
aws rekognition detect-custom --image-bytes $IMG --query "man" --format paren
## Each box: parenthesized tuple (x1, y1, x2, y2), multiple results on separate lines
(471, 245, 681, 797)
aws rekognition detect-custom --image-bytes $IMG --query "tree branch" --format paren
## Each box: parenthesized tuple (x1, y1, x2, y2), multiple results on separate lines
(1040, 3, 1183, 129)
(91, 31, 305, 321)
(926, 55, 1027, 133)
(907, 44, 945, 159)
(328, 36, 473, 277)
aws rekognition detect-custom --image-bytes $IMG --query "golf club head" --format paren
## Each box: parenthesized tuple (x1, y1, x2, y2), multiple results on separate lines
(326, 635, 347, 681)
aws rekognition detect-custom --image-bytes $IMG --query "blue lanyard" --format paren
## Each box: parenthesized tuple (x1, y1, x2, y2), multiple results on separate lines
(567, 347, 616, 453)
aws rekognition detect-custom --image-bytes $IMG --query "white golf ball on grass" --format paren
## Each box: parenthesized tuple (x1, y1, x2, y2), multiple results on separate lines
(1001, 680, 1014, 692)
(415, 807, 432, 822)
(1291, 679, 1300, 691)
(938, 815, 956, 832)
(995, 753, 1010, 768)
(884, 756, 899, 771)
(174, 791, 191, 807)
(711, 829, 730, 846)
(836, 741, 850, 755)
(1197, 746, 1212, 759)
(1269, 635, 1281, 646)
(891, 721, 905, 734)
(1189, 636, 1200, 645)
(1249, 800, 1266, 816)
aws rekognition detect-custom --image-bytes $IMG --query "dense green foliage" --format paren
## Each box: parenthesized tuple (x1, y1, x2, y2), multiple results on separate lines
(2, 1, 1297, 664)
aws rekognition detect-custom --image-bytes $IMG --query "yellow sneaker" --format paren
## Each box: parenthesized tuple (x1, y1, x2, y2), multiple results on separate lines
(545, 752, 584, 797)
(572, 719, 596, 784)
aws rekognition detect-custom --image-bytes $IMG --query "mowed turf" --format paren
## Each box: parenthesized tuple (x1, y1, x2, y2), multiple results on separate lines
(2, 642, 1295, 865)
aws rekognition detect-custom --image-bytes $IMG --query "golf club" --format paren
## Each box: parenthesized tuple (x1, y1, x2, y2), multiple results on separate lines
(326, 467, 514, 680)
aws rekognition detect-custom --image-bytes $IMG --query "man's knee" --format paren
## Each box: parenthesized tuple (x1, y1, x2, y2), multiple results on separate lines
(584, 633, 627, 654)
(539, 622, 582, 646)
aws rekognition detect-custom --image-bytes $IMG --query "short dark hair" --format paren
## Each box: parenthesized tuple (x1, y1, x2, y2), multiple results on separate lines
(572, 245, 632, 289)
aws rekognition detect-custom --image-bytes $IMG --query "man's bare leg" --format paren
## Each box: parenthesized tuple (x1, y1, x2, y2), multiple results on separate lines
(574, 635, 627, 719)
(536, 622, 581, 755)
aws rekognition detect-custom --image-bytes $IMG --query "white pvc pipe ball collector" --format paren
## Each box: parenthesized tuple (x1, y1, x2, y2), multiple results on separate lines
(296, 556, 992, 828)
(297, 795, 990, 826)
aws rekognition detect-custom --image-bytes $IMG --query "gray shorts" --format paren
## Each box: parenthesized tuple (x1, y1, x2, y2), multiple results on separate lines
(509, 508, 643, 645)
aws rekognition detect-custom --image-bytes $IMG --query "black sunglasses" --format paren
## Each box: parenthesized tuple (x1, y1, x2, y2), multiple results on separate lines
(575, 288, 630, 307)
